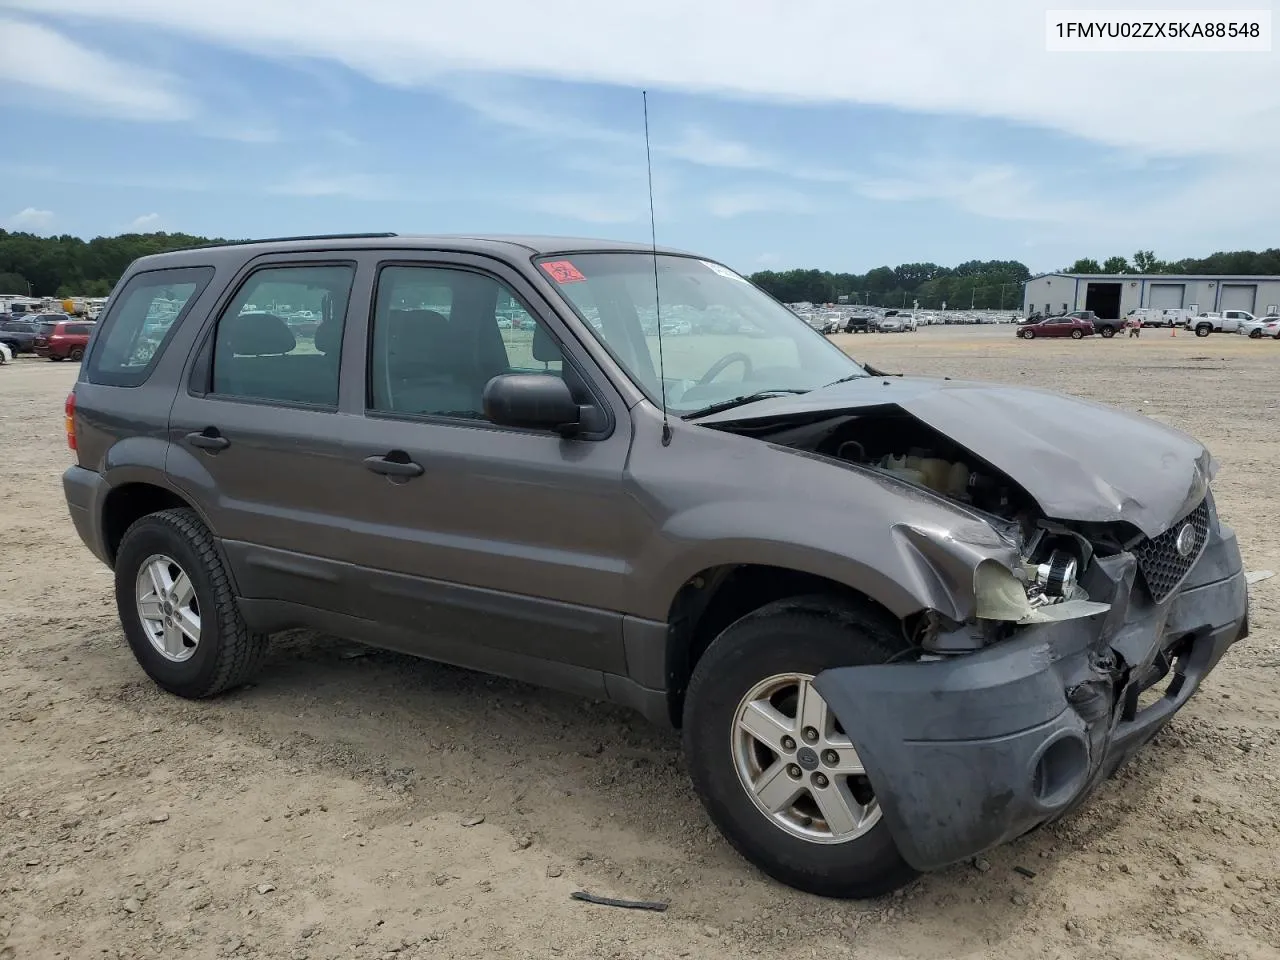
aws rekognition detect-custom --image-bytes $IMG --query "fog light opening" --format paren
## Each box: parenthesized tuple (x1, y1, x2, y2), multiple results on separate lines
(1032, 734, 1088, 808)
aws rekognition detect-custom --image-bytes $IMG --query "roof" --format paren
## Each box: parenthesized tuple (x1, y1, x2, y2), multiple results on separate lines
(1027, 272, 1280, 283)
(139, 233, 693, 264)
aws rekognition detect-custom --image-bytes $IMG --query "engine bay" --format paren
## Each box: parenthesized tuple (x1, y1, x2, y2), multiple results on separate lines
(717, 408, 1112, 613)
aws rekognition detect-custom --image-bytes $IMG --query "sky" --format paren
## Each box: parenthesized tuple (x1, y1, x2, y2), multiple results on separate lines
(0, 1, 1276, 275)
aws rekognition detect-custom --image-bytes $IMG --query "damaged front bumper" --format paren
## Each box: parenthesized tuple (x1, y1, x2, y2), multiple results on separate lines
(812, 508, 1249, 873)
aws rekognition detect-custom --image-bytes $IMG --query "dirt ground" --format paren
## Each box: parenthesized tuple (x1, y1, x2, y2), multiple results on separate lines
(2, 326, 1277, 960)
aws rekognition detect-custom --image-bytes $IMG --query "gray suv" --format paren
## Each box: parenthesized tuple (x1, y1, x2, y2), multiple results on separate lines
(63, 234, 1249, 898)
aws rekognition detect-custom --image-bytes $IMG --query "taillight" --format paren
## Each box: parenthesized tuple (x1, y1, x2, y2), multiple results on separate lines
(65, 391, 77, 451)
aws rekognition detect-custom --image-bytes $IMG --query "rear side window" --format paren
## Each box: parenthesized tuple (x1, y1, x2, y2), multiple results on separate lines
(211, 263, 355, 407)
(87, 267, 214, 386)
(66, 324, 92, 336)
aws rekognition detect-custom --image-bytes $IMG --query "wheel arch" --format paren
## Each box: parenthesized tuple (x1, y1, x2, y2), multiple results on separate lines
(661, 563, 914, 728)
(100, 475, 208, 566)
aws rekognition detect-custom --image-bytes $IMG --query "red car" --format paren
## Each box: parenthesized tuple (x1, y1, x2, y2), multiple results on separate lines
(1016, 315, 1095, 340)
(33, 318, 96, 361)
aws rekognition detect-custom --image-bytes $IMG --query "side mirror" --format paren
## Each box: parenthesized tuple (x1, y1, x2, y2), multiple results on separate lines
(483, 374, 581, 437)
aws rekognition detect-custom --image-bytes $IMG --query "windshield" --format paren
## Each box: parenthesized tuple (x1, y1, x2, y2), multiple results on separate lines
(537, 252, 866, 415)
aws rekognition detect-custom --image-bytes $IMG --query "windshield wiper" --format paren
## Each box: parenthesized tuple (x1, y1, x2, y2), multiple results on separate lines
(682, 389, 810, 420)
(823, 371, 874, 387)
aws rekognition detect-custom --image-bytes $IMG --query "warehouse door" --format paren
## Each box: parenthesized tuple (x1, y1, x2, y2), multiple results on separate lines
(1219, 284, 1256, 313)
(1085, 282, 1122, 319)
(1148, 283, 1184, 309)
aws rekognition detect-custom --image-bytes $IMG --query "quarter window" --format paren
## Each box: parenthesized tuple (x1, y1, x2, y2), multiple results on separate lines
(368, 265, 563, 421)
(85, 266, 213, 386)
(211, 264, 354, 406)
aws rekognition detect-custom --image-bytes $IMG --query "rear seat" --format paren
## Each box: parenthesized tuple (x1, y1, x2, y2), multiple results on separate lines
(214, 312, 339, 406)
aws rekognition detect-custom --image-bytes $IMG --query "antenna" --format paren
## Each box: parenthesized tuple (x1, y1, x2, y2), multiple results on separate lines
(643, 90, 672, 447)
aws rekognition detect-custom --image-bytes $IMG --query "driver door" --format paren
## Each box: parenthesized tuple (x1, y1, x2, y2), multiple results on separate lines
(334, 253, 647, 678)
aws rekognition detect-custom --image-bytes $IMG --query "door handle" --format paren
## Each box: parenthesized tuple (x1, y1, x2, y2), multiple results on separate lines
(363, 453, 424, 478)
(186, 429, 230, 452)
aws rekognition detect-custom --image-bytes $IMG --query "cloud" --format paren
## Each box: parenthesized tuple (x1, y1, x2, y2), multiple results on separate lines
(126, 213, 162, 230)
(3, 207, 55, 233)
(706, 188, 815, 219)
(0, 18, 192, 121)
(521, 192, 646, 225)
(3, 0, 1274, 159)
(268, 171, 395, 200)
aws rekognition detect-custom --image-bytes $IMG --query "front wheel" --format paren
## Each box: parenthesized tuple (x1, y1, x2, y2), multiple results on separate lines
(49, 354, 64, 361)
(1249, 330, 1261, 339)
(1070, 329, 1083, 339)
(1195, 325, 1212, 337)
(1021, 329, 1034, 339)
(683, 597, 916, 898)
(115, 508, 269, 699)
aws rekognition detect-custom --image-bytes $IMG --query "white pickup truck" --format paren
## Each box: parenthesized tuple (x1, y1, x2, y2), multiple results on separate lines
(1188, 310, 1254, 336)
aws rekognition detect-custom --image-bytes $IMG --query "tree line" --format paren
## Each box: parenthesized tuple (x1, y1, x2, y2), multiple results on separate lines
(0, 230, 226, 298)
(3, 229, 1279, 309)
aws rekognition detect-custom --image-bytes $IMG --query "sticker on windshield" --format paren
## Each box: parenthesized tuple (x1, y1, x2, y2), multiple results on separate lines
(540, 260, 587, 284)
(700, 260, 748, 283)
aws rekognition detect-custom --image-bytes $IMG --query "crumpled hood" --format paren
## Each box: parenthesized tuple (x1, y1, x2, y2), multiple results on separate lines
(697, 376, 1214, 539)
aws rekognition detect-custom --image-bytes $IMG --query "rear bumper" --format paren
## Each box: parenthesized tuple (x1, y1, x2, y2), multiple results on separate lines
(63, 464, 112, 565)
(813, 517, 1248, 872)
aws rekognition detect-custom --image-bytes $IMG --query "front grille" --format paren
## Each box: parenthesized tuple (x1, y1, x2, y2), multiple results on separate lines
(1132, 499, 1210, 602)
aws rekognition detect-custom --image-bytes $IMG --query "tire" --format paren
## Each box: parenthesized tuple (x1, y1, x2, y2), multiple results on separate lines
(683, 596, 917, 898)
(49, 354, 64, 361)
(1070, 329, 1083, 339)
(1022, 329, 1034, 339)
(69, 346, 85, 361)
(114, 508, 268, 699)
(1099, 326, 1115, 339)
(1249, 330, 1261, 339)
(1195, 325, 1212, 337)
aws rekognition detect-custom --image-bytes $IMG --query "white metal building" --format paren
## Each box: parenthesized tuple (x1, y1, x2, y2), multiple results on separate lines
(1022, 273, 1280, 320)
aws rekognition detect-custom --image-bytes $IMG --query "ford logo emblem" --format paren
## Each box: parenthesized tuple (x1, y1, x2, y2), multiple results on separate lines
(1175, 523, 1197, 557)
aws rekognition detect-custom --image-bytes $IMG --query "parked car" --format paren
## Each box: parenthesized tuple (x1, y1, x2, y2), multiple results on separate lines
(877, 316, 906, 333)
(1016, 315, 1095, 339)
(1242, 317, 1280, 340)
(1058, 310, 1122, 338)
(843, 313, 872, 334)
(1, 318, 37, 356)
(1237, 315, 1280, 338)
(33, 319, 95, 361)
(1, 314, 63, 355)
(1186, 311, 1249, 337)
(1127, 308, 1168, 328)
(63, 233, 1248, 900)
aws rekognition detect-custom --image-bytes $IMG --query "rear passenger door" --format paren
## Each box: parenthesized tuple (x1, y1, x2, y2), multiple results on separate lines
(335, 253, 645, 686)
(167, 258, 370, 616)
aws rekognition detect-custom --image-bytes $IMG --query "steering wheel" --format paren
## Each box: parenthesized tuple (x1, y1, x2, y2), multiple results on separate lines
(697, 351, 753, 386)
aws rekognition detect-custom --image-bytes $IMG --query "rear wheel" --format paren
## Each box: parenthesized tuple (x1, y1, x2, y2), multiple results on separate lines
(1099, 326, 1115, 339)
(683, 596, 916, 898)
(1070, 329, 1083, 339)
(115, 508, 268, 699)
(1249, 329, 1261, 339)
(49, 354, 64, 361)
(69, 346, 85, 361)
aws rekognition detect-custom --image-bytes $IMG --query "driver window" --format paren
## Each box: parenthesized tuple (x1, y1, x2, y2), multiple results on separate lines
(368, 265, 563, 421)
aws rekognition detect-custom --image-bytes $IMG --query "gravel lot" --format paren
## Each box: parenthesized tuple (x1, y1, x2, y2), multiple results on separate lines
(2, 325, 1277, 960)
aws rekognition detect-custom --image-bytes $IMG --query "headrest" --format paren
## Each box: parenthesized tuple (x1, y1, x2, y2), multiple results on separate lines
(385, 309, 450, 352)
(531, 322, 561, 363)
(225, 312, 295, 356)
(314, 319, 341, 356)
